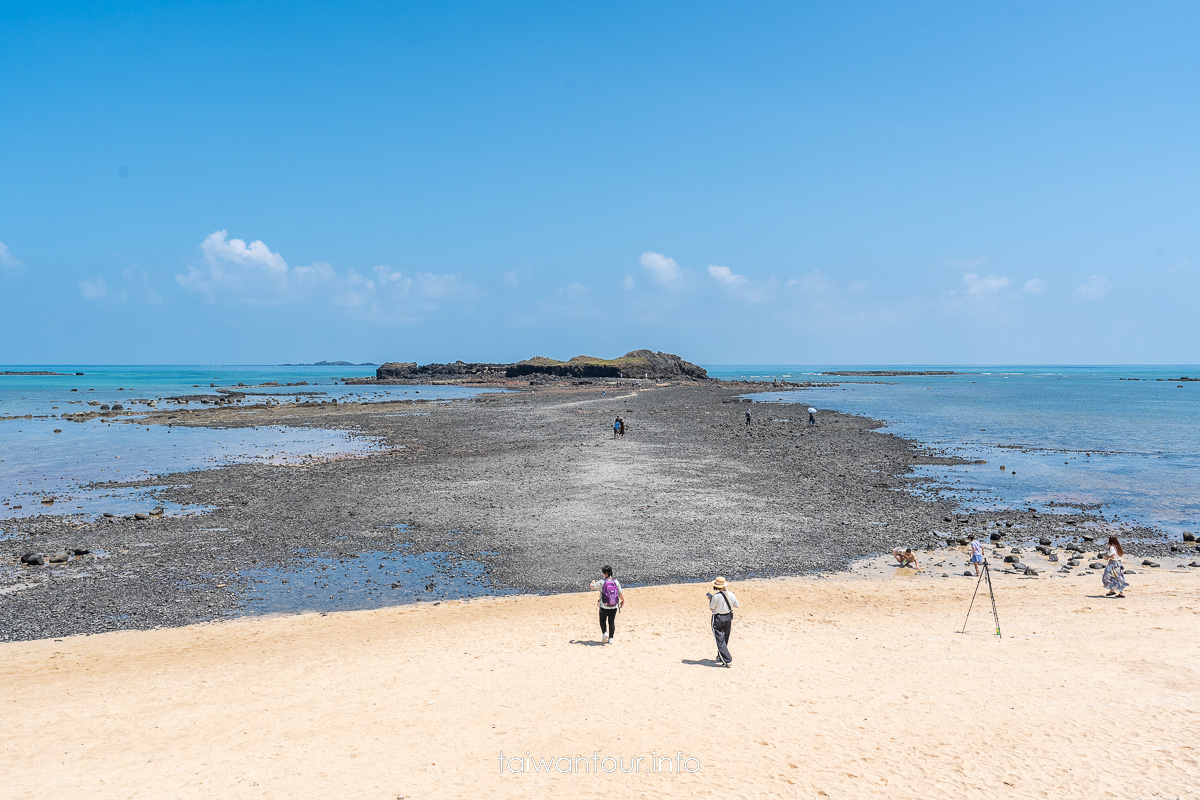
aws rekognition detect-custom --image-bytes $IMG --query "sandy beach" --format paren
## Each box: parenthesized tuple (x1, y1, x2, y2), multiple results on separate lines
(4, 552, 1197, 799)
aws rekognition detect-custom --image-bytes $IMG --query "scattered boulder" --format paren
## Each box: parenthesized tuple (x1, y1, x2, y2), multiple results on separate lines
(1036, 545, 1053, 556)
(47, 551, 70, 563)
(1081, 534, 1096, 543)
(1089, 561, 1106, 570)
(1024, 566, 1039, 576)
(1003, 555, 1019, 563)
(150, 507, 165, 517)
(1039, 537, 1052, 546)
(989, 532, 1004, 541)
(20, 552, 44, 565)
(1190, 561, 1200, 568)
(1067, 559, 1080, 567)
(1184, 532, 1196, 543)
(1048, 553, 1059, 562)
(1010, 547, 1023, 554)
(112, 403, 124, 411)
(134, 512, 150, 521)
(963, 570, 973, 576)
(1142, 559, 1160, 568)
(71, 548, 90, 556)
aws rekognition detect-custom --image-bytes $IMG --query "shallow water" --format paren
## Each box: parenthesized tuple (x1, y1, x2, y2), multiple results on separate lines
(236, 544, 515, 614)
(0, 365, 502, 520)
(725, 365, 1200, 538)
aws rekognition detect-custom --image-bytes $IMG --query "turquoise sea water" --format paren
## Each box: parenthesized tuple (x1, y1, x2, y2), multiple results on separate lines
(0, 365, 495, 521)
(3, 365, 1197, 540)
(707, 365, 1200, 539)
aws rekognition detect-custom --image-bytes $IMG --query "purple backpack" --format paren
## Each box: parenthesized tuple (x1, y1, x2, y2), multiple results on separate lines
(601, 578, 620, 606)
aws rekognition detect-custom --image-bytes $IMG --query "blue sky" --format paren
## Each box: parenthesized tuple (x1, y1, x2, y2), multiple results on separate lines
(1, 1, 1197, 365)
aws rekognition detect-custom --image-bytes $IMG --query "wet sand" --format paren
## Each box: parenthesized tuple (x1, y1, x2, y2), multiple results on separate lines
(3, 555, 1196, 799)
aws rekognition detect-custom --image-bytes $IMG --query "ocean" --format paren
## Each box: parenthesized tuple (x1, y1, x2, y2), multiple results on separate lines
(0, 365, 495, 523)
(2, 364, 1197, 540)
(708, 365, 1200, 539)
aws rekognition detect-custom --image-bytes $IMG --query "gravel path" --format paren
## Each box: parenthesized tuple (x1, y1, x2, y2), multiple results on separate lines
(4, 381, 1163, 643)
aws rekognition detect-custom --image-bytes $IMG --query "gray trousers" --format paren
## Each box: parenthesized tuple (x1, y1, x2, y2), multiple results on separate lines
(711, 612, 733, 663)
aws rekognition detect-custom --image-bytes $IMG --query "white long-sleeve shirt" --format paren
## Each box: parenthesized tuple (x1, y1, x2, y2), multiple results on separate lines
(709, 590, 739, 615)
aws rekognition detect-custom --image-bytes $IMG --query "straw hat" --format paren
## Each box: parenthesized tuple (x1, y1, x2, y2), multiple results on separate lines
(712, 576, 727, 590)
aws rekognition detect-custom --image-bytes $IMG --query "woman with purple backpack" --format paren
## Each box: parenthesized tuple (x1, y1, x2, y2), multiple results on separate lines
(588, 566, 625, 644)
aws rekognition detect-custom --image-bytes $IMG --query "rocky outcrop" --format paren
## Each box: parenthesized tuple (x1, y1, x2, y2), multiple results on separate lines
(376, 350, 708, 381)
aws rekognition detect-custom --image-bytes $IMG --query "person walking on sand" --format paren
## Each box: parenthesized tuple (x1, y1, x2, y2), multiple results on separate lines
(745, 410, 752, 427)
(613, 416, 621, 439)
(968, 534, 984, 576)
(1103, 535, 1128, 598)
(589, 566, 624, 643)
(707, 576, 739, 667)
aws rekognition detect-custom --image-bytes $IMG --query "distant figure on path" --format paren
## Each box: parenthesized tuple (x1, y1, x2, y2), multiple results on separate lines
(1103, 536, 1128, 598)
(613, 416, 621, 438)
(619, 417, 626, 437)
(588, 566, 624, 643)
(808, 411, 817, 426)
(968, 534, 984, 576)
(892, 547, 920, 570)
(707, 576, 739, 666)
(745, 410, 752, 426)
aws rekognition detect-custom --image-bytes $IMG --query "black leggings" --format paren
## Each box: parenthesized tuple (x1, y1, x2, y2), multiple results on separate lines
(599, 607, 617, 637)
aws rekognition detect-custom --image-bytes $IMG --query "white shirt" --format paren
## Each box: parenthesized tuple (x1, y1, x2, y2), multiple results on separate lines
(709, 590, 739, 615)
(970, 540, 983, 557)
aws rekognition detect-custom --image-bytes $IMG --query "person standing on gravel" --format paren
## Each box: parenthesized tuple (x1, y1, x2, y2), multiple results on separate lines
(589, 566, 624, 643)
(745, 410, 752, 427)
(968, 534, 984, 576)
(707, 576, 739, 666)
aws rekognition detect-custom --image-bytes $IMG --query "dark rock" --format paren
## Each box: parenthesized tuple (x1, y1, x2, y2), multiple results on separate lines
(112, 403, 124, 411)
(1089, 561, 1106, 569)
(1003, 555, 1019, 563)
(963, 570, 974, 576)
(134, 512, 150, 521)
(1039, 537, 1052, 546)
(1081, 534, 1096, 543)
(71, 548, 90, 556)
(1010, 547, 1023, 554)
(1067, 559, 1080, 567)
(1183, 532, 1196, 543)
(1190, 561, 1200, 568)
(150, 507, 165, 516)
(1023, 566, 1039, 576)
(1142, 559, 1160, 568)
(1048, 553, 1059, 562)
(20, 552, 44, 565)
(47, 552, 70, 563)
(1004, 520, 1014, 528)
(990, 532, 1003, 541)
(1036, 545, 1053, 555)
(943, 516, 952, 523)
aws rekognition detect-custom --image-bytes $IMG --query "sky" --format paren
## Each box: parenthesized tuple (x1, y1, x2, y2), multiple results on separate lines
(1, 1, 1198, 365)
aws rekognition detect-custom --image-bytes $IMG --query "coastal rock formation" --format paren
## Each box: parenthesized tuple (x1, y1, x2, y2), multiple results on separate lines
(375, 350, 708, 381)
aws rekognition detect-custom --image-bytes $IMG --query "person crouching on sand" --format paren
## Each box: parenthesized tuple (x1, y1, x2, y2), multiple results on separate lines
(706, 576, 739, 667)
(589, 566, 624, 643)
(1103, 536, 1128, 598)
(892, 547, 920, 570)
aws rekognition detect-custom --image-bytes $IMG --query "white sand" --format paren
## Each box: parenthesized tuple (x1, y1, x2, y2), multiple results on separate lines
(3, 556, 1198, 799)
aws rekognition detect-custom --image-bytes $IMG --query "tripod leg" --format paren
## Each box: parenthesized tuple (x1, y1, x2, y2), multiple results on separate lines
(984, 563, 1002, 638)
(961, 564, 987, 634)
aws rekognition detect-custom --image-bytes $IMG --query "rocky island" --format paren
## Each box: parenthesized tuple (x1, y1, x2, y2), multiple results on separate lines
(371, 349, 709, 382)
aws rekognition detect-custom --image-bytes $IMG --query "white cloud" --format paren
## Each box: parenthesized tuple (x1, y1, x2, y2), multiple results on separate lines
(707, 264, 748, 286)
(558, 282, 591, 299)
(1073, 274, 1111, 301)
(79, 277, 111, 301)
(1023, 278, 1046, 294)
(0, 240, 22, 272)
(639, 251, 682, 287)
(623, 273, 635, 291)
(503, 270, 521, 287)
(963, 273, 1011, 294)
(177, 230, 475, 318)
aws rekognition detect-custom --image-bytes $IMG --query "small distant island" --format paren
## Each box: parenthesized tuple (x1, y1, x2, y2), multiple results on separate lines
(1, 370, 85, 376)
(822, 370, 961, 377)
(278, 361, 378, 367)
(371, 349, 709, 382)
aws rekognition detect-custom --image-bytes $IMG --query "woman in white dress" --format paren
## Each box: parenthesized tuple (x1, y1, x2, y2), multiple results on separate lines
(1102, 535, 1128, 598)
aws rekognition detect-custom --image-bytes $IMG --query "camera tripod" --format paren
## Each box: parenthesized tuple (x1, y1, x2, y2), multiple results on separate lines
(961, 559, 1002, 638)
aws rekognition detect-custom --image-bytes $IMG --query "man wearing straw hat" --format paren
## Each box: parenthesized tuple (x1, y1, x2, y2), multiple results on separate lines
(706, 576, 740, 667)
